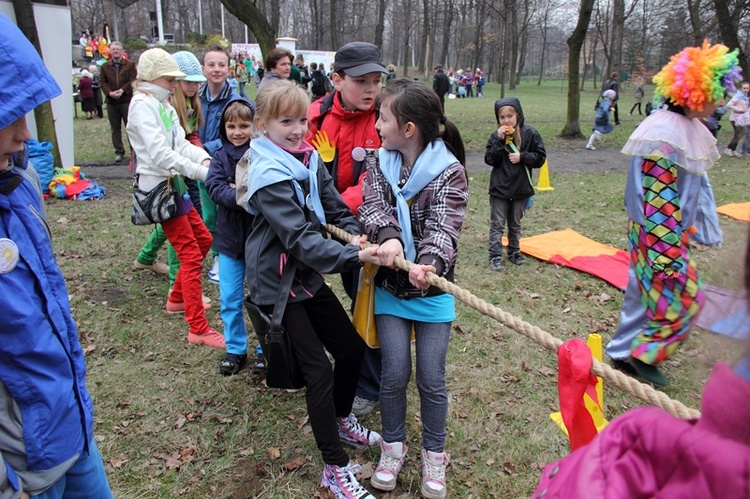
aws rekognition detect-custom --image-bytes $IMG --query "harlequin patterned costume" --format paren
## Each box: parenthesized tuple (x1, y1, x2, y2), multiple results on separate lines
(606, 41, 740, 367)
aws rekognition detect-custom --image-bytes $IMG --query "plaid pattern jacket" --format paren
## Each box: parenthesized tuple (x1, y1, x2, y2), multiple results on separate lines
(358, 154, 469, 277)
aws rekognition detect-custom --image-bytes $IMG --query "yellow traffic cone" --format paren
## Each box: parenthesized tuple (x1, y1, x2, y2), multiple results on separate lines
(536, 160, 554, 191)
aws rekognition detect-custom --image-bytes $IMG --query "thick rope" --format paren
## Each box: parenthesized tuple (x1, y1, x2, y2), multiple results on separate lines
(327, 224, 700, 420)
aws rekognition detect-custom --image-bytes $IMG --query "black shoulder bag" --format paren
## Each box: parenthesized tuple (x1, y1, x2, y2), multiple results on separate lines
(244, 258, 305, 389)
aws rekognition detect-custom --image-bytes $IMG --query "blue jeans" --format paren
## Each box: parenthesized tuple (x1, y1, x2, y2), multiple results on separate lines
(377, 315, 451, 452)
(32, 441, 112, 498)
(218, 253, 248, 355)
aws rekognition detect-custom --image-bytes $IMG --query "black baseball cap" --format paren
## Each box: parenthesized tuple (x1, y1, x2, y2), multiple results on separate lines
(333, 42, 387, 77)
(434, 64, 443, 70)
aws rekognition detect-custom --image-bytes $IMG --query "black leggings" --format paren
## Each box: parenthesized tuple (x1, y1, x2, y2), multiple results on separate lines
(264, 284, 365, 466)
(727, 121, 746, 151)
(630, 102, 642, 115)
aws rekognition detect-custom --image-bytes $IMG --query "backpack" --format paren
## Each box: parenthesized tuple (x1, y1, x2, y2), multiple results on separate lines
(311, 71, 327, 96)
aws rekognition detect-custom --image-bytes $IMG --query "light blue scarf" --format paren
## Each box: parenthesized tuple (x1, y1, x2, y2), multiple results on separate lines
(378, 139, 457, 261)
(247, 135, 326, 225)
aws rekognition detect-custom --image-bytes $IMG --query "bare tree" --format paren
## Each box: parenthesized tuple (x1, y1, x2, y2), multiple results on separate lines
(220, 0, 276, 59)
(561, 0, 596, 138)
(375, 0, 387, 49)
(714, 0, 749, 72)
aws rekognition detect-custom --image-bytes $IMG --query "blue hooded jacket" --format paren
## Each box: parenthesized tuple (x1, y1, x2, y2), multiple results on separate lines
(0, 13, 95, 495)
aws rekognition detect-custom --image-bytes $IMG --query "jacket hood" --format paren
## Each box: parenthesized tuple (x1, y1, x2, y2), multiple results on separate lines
(218, 96, 256, 143)
(0, 14, 62, 130)
(494, 97, 525, 127)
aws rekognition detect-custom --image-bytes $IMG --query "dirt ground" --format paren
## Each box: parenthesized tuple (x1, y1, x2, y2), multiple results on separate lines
(78, 142, 627, 181)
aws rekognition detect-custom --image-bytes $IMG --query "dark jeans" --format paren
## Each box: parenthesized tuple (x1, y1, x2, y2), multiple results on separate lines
(264, 285, 365, 466)
(489, 196, 526, 259)
(612, 102, 620, 124)
(343, 270, 382, 403)
(727, 121, 745, 151)
(106, 100, 130, 156)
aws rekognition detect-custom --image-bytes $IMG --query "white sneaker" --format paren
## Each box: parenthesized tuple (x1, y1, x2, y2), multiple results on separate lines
(371, 441, 407, 491)
(724, 148, 734, 157)
(337, 413, 381, 448)
(421, 449, 450, 499)
(586, 144, 596, 150)
(351, 396, 378, 418)
(207, 258, 220, 284)
(321, 462, 374, 499)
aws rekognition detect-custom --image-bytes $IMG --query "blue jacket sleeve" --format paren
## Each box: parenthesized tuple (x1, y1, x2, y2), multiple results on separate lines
(205, 152, 242, 211)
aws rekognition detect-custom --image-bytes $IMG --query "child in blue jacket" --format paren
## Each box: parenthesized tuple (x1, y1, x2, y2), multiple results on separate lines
(586, 89, 616, 150)
(205, 98, 263, 375)
(0, 14, 112, 498)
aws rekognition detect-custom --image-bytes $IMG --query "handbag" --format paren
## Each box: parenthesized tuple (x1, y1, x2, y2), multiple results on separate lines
(131, 175, 179, 225)
(243, 258, 305, 389)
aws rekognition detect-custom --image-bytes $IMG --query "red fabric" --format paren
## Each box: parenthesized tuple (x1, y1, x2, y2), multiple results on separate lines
(185, 131, 203, 149)
(161, 208, 213, 334)
(63, 179, 91, 198)
(557, 338, 600, 451)
(549, 251, 629, 290)
(534, 362, 750, 498)
(306, 92, 380, 213)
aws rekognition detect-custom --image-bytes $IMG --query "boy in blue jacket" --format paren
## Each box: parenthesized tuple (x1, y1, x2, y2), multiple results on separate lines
(205, 98, 262, 375)
(0, 14, 112, 498)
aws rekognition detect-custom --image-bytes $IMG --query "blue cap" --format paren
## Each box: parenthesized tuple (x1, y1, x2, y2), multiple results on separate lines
(0, 14, 61, 130)
(172, 51, 206, 83)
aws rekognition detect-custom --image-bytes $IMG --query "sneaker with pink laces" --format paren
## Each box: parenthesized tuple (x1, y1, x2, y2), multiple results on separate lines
(187, 328, 225, 349)
(421, 448, 450, 499)
(321, 462, 374, 499)
(371, 441, 407, 491)
(337, 413, 381, 448)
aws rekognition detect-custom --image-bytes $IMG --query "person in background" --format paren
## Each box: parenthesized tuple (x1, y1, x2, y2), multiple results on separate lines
(99, 41, 137, 164)
(199, 44, 240, 285)
(310, 62, 328, 102)
(586, 89, 616, 150)
(724, 81, 750, 157)
(387, 64, 397, 82)
(605, 42, 740, 386)
(0, 13, 114, 498)
(77, 70, 95, 120)
(630, 76, 645, 115)
(601, 71, 621, 125)
(432, 65, 450, 112)
(256, 48, 292, 92)
(88, 65, 104, 119)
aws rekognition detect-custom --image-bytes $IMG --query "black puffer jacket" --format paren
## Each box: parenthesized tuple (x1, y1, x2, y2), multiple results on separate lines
(485, 97, 546, 199)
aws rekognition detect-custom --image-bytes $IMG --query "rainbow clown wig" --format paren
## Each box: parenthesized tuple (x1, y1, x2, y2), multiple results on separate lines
(653, 40, 742, 111)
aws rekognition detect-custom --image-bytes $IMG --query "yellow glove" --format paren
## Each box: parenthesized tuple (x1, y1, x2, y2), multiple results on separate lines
(311, 130, 336, 163)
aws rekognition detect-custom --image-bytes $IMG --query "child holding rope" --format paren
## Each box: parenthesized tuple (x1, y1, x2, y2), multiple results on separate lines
(245, 80, 381, 499)
(534, 224, 750, 498)
(605, 42, 741, 386)
(358, 80, 469, 498)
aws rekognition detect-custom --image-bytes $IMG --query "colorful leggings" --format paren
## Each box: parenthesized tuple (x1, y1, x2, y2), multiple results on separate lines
(628, 221, 705, 364)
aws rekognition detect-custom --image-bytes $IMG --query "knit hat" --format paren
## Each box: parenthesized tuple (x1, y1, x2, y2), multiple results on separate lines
(602, 89, 617, 100)
(137, 48, 186, 81)
(80, 70, 92, 79)
(172, 51, 206, 82)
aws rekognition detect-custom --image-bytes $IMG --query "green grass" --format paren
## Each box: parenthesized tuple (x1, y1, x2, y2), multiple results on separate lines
(74, 80, 660, 163)
(52, 147, 749, 496)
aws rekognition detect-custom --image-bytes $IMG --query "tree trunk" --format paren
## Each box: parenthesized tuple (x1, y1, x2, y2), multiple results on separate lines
(12, 0, 62, 168)
(609, 0, 624, 79)
(508, 0, 518, 90)
(375, 0, 387, 49)
(419, 0, 430, 72)
(515, 0, 531, 87)
(561, 0, 595, 138)
(330, 0, 339, 49)
(438, 0, 453, 66)
(221, 0, 276, 60)
(714, 0, 748, 72)
(686, 0, 703, 44)
(402, 0, 411, 76)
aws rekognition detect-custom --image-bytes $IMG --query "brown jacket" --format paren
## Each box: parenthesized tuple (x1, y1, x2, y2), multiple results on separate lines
(99, 58, 137, 104)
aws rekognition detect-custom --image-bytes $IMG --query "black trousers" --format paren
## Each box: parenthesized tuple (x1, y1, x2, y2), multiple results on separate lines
(106, 101, 130, 156)
(264, 284, 365, 466)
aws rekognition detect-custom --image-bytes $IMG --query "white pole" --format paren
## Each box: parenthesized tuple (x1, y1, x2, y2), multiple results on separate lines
(221, 5, 225, 39)
(155, 0, 165, 45)
(198, 0, 202, 34)
(245, 24, 248, 44)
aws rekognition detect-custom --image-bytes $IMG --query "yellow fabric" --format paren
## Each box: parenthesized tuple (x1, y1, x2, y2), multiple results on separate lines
(514, 228, 622, 261)
(353, 263, 379, 348)
(717, 202, 750, 223)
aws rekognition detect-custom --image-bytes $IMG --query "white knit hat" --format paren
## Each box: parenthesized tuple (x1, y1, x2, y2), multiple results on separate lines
(137, 48, 186, 81)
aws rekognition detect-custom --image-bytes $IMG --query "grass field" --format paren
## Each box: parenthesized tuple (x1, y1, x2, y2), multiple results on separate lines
(60, 82, 750, 497)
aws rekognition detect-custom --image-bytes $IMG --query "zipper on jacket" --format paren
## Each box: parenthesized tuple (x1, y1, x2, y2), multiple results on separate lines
(29, 204, 52, 242)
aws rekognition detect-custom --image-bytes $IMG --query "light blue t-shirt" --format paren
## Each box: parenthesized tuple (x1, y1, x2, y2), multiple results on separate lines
(374, 287, 455, 323)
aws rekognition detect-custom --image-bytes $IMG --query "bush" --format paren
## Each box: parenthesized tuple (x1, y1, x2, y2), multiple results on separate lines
(186, 31, 209, 47)
(124, 37, 147, 52)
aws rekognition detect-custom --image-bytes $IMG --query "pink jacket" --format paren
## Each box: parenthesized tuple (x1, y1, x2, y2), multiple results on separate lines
(533, 362, 750, 498)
